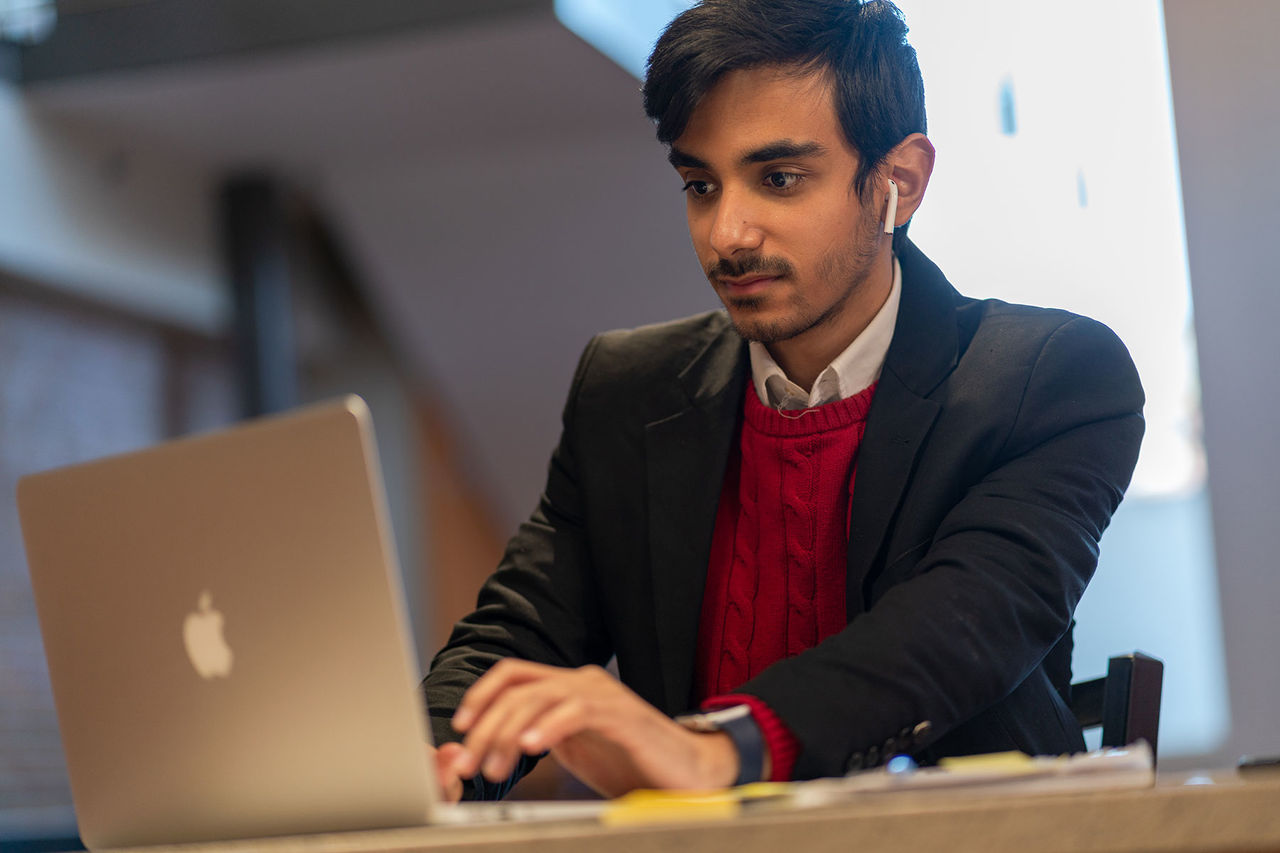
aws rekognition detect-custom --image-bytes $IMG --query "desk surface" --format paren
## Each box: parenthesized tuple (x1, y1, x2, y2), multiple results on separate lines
(112, 771, 1280, 853)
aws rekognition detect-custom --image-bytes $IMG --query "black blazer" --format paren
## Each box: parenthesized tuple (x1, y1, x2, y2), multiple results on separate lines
(425, 239, 1145, 788)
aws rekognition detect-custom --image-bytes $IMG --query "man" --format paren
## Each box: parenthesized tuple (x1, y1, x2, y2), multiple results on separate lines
(422, 0, 1144, 801)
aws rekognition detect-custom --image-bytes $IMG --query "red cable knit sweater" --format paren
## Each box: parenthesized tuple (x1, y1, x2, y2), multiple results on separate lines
(695, 381, 878, 780)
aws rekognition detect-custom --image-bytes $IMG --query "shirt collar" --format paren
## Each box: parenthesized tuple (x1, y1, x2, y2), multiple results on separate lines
(749, 255, 901, 411)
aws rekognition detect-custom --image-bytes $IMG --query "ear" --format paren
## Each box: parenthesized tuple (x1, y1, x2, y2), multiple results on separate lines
(882, 133, 935, 228)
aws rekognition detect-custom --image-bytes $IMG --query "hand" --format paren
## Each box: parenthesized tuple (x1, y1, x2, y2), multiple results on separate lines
(427, 742, 465, 803)
(446, 659, 740, 797)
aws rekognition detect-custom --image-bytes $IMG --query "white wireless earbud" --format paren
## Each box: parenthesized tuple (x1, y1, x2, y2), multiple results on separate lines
(883, 179, 899, 235)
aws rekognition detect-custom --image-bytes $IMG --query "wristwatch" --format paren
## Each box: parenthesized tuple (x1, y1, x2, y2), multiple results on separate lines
(674, 704, 766, 786)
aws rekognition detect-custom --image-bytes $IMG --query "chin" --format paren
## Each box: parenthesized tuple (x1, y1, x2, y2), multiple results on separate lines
(719, 292, 809, 344)
(726, 311, 799, 344)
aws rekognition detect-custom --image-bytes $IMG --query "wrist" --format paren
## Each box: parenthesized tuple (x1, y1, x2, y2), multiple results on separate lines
(675, 705, 767, 786)
(691, 730, 739, 788)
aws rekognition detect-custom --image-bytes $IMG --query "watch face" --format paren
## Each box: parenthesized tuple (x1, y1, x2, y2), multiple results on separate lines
(676, 704, 752, 732)
(706, 705, 752, 725)
(674, 714, 718, 732)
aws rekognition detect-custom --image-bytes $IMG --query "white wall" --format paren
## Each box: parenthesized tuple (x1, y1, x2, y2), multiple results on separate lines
(1165, 0, 1280, 767)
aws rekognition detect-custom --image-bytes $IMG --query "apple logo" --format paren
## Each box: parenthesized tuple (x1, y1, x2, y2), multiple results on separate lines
(182, 590, 233, 679)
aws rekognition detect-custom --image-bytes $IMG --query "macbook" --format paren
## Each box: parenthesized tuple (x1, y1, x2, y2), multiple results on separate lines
(17, 396, 598, 849)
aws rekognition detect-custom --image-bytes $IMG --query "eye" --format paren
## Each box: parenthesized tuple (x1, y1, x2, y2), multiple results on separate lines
(681, 179, 715, 197)
(765, 171, 802, 191)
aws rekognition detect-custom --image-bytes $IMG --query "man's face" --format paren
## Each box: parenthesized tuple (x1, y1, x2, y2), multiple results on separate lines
(670, 66, 889, 347)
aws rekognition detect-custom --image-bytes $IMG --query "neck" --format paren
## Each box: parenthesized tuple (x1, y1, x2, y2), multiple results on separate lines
(767, 248, 894, 392)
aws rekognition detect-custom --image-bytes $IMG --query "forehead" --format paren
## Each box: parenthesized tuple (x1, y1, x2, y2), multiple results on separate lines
(674, 65, 849, 162)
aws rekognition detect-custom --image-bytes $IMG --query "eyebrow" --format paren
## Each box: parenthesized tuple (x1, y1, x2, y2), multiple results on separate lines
(741, 140, 827, 164)
(668, 147, 707, 169)
(667, 140, 827, 170)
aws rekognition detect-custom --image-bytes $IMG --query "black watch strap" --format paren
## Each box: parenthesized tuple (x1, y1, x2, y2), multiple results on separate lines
(675, 704, 766, 786)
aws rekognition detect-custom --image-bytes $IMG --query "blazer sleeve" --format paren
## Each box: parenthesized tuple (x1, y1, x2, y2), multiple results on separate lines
(736, 314, 1145, 778)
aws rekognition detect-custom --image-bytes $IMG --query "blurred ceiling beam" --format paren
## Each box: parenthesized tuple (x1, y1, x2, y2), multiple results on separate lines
(16, 0, 550, 84)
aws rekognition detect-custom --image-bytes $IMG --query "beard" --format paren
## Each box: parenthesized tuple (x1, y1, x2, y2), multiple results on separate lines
(706, 216, 883, 344)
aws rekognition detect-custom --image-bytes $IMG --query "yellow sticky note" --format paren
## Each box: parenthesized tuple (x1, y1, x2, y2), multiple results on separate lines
(601, 790, 742, 827)
(734, 782, 794, 799)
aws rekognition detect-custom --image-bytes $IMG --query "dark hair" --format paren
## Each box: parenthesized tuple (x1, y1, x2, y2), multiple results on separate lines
(643, 0, 926, 201)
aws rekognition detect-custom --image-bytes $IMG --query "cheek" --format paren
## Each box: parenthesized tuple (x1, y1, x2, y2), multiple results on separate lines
(685, 208, 715, 256)
(684, 203, 700, 234)
(809, 208, 865, 254)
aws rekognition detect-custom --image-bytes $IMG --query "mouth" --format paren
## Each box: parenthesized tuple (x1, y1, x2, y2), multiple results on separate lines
(717, 274, 781, 294)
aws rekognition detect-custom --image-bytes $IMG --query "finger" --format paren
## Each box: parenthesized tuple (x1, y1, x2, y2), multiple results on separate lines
(480, 686, 560, 752)
(435, 741, 470, 778)
(433, 743, 467, 802)
(441, 743, 479, 785)
(435, 741, 467, 767)
(515, 694, 589, 753)
(465, 683, 568, 781)
(452, 659, 552, 732)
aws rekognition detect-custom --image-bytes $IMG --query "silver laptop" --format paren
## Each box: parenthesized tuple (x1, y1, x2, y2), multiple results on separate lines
(18, 396, 598, 849)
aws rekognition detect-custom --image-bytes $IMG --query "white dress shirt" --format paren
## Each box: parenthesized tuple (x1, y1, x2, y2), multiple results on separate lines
(748, 256, 902, 411)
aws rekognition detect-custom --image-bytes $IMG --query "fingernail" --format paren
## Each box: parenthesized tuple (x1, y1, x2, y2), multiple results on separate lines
(452, 709, 473, 730)
(519, 730, 542, 751)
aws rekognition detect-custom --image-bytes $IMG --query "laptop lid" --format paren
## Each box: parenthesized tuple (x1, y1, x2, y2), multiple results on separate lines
(17, 396, 440, 849)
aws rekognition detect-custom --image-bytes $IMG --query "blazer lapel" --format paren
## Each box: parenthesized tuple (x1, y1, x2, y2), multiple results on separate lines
(645, 327, 747, 713)
(846, 241, 960, 615)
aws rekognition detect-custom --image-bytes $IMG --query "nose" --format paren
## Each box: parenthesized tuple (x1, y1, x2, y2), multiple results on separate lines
(707, 188, 764, 258)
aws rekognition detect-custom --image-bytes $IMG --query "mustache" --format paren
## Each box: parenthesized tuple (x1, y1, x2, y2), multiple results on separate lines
(705, 255, 794, 281)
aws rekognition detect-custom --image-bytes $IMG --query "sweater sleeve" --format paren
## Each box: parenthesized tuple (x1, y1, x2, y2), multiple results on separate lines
(703, 693, 800, 782)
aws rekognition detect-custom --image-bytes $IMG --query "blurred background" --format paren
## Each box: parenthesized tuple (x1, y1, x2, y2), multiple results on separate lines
(1, 0, 1275, 848)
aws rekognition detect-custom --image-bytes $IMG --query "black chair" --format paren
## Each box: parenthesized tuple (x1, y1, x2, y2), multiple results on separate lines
(1070, 651, 1164, 761)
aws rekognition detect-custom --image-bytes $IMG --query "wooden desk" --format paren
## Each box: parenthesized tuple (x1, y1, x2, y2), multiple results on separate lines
(113, 771, 1280, 853)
